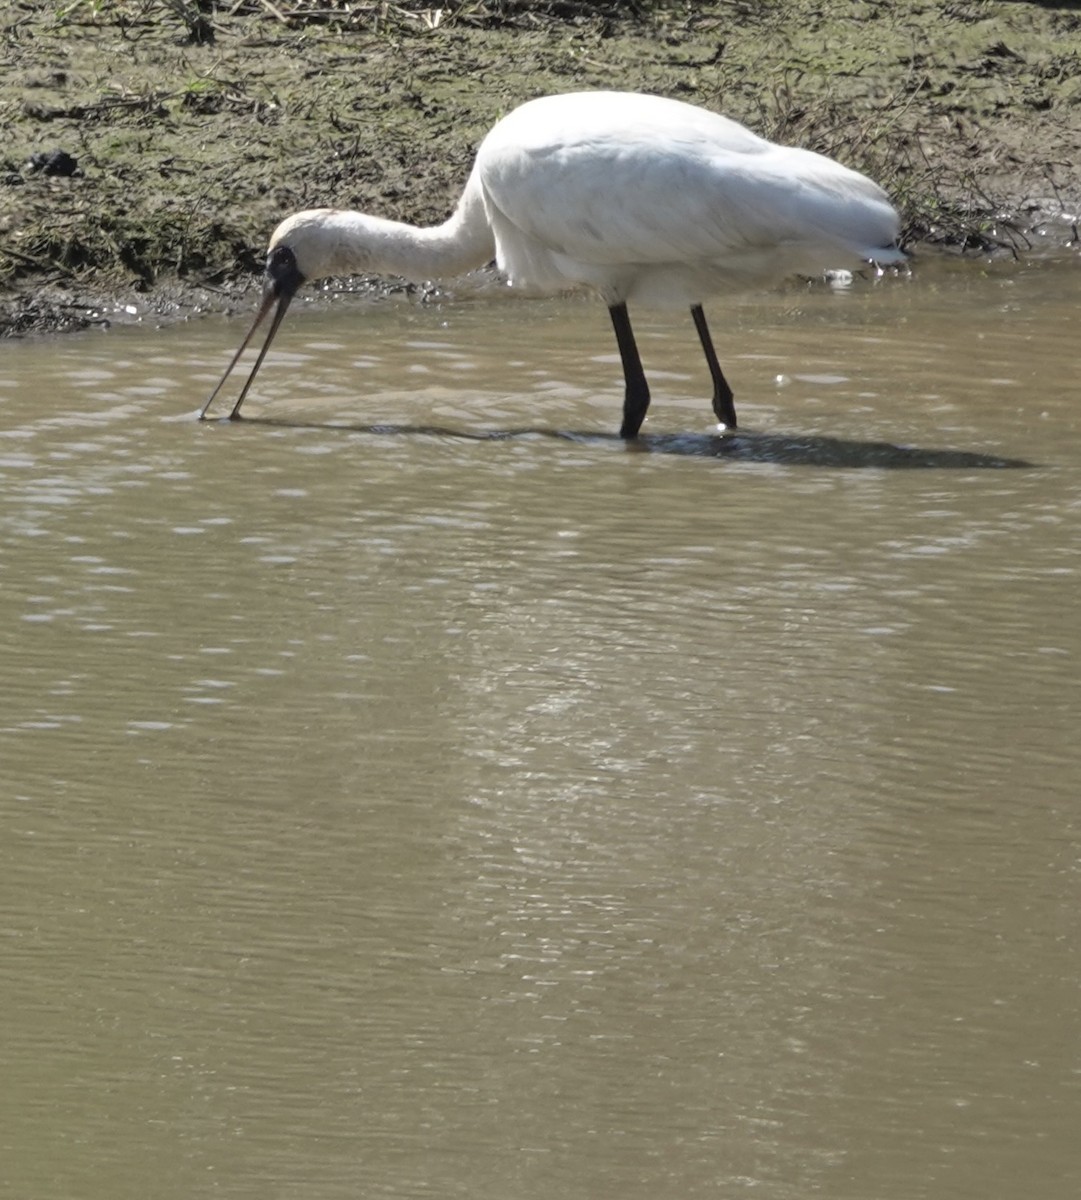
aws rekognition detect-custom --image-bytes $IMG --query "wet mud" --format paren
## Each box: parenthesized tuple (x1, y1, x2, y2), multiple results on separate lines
(2, 0, 1079, 337)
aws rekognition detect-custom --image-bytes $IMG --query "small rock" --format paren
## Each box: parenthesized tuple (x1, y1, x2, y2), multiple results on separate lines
(27, 149, 78, 177)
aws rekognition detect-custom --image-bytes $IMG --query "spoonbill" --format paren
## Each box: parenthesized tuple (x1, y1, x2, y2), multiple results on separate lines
(200, 90, 904, 434)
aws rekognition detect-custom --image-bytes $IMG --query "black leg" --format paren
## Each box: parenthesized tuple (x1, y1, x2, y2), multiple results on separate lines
(609, 302, 650, 439)
(691, 304, 737, 430)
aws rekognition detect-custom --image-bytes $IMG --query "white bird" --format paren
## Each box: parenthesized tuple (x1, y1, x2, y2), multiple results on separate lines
(200, 90, 905, 434)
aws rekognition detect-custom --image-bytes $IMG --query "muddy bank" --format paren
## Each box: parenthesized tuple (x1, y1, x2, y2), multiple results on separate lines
(2, 0, 1079, 336)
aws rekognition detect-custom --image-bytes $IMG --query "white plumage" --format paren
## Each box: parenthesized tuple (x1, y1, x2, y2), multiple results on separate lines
(479, 92, 900, 302)
(201, 90, 904, 434)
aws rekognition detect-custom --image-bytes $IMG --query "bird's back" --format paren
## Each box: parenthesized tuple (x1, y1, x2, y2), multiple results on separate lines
(474, 91, 902, 306)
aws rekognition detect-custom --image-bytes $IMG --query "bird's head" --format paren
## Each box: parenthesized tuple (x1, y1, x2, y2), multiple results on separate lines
(198, 209, 340, 421)
(265, 209, 346, 287)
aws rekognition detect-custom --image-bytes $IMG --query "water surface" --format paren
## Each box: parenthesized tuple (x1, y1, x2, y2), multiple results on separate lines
(2, 255, 1080, 1199)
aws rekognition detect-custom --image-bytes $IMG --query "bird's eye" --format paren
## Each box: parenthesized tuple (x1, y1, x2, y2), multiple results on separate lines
(267, 245, 296, 272)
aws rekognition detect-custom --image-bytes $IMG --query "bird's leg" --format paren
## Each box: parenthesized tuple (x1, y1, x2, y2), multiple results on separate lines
(690, 304, 737, 430)
(609, 302, 651, 439)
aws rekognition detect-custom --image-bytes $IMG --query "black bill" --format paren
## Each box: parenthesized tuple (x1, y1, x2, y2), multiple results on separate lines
(199, 246, 303, 421)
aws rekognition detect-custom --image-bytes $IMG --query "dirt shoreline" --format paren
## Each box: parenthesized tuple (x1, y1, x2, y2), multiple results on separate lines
(2, 1, 1079, 338)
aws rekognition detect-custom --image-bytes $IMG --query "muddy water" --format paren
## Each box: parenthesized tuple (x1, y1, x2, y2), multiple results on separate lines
(2, 256, 1079, 1200)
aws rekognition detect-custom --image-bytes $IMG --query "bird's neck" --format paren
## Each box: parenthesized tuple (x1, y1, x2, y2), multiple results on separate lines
(326, 173, 494, 281)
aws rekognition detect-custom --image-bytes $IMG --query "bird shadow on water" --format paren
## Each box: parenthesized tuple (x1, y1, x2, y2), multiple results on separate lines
(633, 430, 1035, 469)
(222, 416, 1034, 470)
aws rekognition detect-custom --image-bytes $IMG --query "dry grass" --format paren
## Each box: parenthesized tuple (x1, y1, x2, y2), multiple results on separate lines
(47, 0, 672, 40)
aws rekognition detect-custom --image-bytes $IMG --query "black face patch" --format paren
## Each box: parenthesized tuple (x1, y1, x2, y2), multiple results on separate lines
(266, 244, 305, 297)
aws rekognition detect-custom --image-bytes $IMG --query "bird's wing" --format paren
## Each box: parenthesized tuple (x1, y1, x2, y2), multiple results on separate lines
(480, 130, 897, 276)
